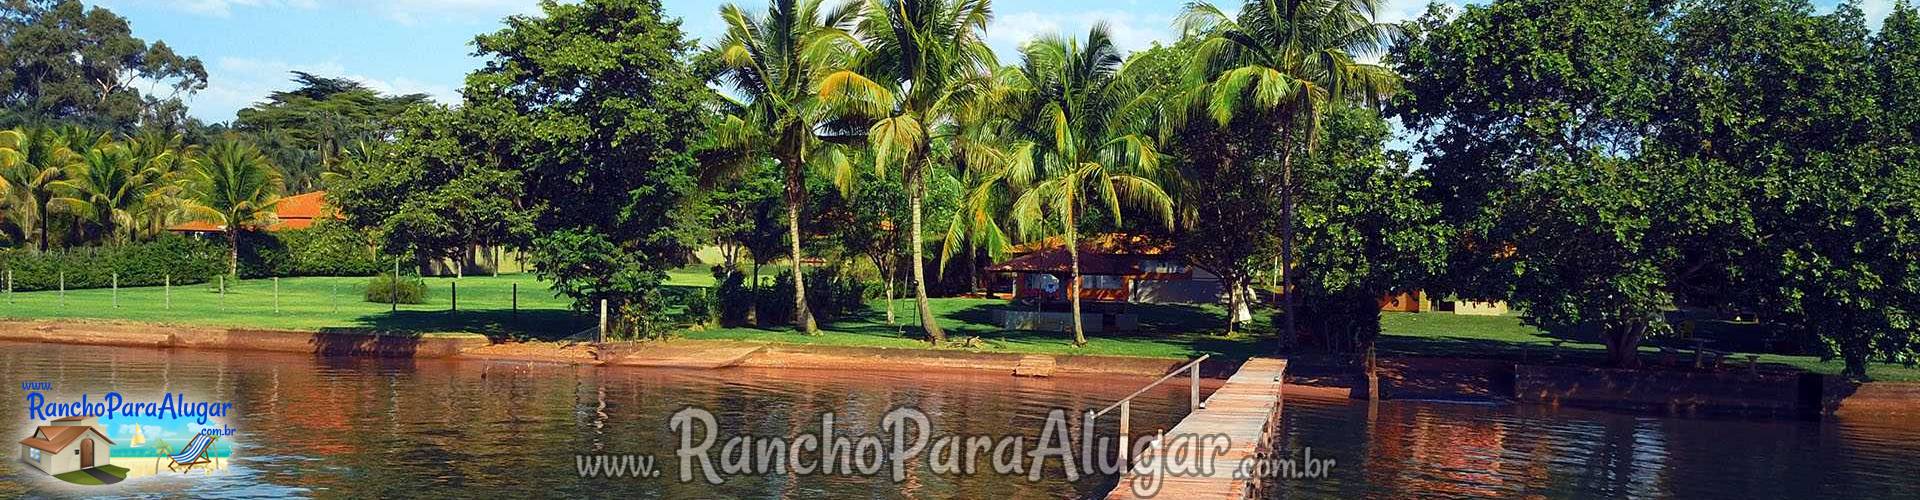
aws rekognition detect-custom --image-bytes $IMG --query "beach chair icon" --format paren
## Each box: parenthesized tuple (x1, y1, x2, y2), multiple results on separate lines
(161, 432, 218, 473)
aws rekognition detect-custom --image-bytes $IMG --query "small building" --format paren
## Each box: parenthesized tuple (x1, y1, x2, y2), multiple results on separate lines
(168, 190, 334, 235)
(18, 416, 114, 475)
(985, 234, 1231, 306)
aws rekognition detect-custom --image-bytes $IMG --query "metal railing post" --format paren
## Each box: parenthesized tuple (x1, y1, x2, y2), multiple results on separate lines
(164, 275, 170, 310)
(273, 277, 280, 313)
(1192, 361, 1204, 410)
(111, 274, 118, 308)
(597, 299, 608, 344)
(1118, 400, 1131, 467)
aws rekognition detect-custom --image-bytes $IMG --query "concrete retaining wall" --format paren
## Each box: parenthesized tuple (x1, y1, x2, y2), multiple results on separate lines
(1515, 365, 1804, 414)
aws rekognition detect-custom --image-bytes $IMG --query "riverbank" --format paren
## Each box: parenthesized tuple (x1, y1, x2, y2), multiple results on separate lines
(5, 317, 1916, 417)
(0, 319, 1218, 379)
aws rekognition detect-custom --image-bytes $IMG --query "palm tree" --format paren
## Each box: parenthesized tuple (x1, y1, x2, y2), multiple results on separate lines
(51, 145, 148, 245)
(818, 0, 997, 344)
(1002, 26, 1173, 346)
(1, 127, 79, 252)
(703, 0, 863, 335)
(1175, 0, 1400, 341)
(182, 140, 284, 277)
(124, 130, 199, 239)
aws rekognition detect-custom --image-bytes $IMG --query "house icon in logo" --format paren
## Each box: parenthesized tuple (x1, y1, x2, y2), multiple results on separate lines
(18, 416, 115, 478)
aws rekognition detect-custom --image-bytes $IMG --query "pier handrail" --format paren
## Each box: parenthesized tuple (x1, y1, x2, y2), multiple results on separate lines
(1088, 354, 1209, 466)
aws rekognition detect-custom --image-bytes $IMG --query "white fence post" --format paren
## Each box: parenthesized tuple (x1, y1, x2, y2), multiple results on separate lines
(597, 299, 608, 344)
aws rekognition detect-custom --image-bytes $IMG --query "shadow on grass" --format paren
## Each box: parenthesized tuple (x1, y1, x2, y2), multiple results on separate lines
(340, 309, 593, 342)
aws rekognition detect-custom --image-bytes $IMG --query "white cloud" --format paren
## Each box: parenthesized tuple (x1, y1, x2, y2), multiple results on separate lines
(188, 56, 459, 122)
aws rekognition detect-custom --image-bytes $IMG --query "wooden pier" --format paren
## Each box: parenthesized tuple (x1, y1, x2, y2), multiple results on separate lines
(1106, 358, 1289, 499)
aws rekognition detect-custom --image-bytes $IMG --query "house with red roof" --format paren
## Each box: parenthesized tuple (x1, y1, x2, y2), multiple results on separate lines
(985, 233, 1231, 306)
(168, 190, 335, 235)
(17, 416, 114, 476)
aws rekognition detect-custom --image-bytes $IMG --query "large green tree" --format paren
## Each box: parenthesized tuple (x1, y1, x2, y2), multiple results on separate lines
(1293, 106, 1449, 360)
(331, 106, 532, 278)
(234, 72, 432, 191)
(0, 0, 206, 131)
(1658, 0, 1919, 378)
(463, 0, 708, 337)
(1391, 0, 1720, 367)
(1176, 0, 1401, 343)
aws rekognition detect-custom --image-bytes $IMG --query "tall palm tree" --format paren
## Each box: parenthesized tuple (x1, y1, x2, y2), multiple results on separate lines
(182, 140, 284, 277)
(51, 145, 148, 245)
(818, 0, 997, 344)
(1002, 26, 1173, 346)
(125, 130, 199, 239)
(1, 127, 79, 252)
(1176, 0, 1400, 341)
(703, 0, 863, 335)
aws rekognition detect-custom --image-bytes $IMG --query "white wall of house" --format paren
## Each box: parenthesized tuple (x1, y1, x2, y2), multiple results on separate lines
(1131, 278, 1227, 304)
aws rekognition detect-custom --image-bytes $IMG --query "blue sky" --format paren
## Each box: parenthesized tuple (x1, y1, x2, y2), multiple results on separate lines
(84, 0, 1892, 123)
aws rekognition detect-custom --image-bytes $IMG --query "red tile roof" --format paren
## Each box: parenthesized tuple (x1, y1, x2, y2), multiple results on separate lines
(18, 425, 113, 453)
(1007, 233, 1175, 256)
(169, 190, 336, 233)
(986, 247, 1144, 275)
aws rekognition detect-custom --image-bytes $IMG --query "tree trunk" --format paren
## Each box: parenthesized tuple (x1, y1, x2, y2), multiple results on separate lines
(909, 163, 946, 344)
(874, 254, 897, 325)
(1225, 274, 1241, 335)
(784, 158, 819, 335)
(37, 206, 49, 253)
(1604, 322, 1648, 368)
(1066, 220, 1086, 347)
(749, 261, 762, 326)
(1280, 129, 1298, 349)
(226, 228, 239, 278)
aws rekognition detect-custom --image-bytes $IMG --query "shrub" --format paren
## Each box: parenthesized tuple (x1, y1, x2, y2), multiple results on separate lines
(241, 221, 388, 278)
(364, 274, 427, 304)
(755, 266, 874, 326)
(712, 266, 753, 326)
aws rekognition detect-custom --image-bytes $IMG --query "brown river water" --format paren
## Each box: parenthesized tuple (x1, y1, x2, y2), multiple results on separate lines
(0, 341, 1917, 499)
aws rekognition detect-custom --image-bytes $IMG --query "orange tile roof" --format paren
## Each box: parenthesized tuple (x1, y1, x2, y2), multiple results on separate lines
(18, 425, 113, 453)
(274, 191, 328, 220)
(168, 190, 336, 233)
(1007, 233, 1176, 256)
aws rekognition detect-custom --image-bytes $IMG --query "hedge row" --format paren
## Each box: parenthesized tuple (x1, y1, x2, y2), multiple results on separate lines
(0, 221, 394, 291)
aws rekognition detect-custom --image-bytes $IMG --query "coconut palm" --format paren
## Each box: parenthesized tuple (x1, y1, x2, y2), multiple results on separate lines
(818, 0, 997, 344)
(51, 145, 149, 245)
(1001, 26, 1173, 346)
(1175, 0, 1401, 340)
(124, 130, 199, 239)
(182, 140, 285, 277)
(703, 0, 864, 335)
(1, 127, 79, 252)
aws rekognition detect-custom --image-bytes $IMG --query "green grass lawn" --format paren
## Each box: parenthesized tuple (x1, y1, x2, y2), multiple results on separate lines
(4, 269, 1915, 380)
(686, 298, 1267, 359)
(52, 464, 127, 485)
(0, 273, 590, 339)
